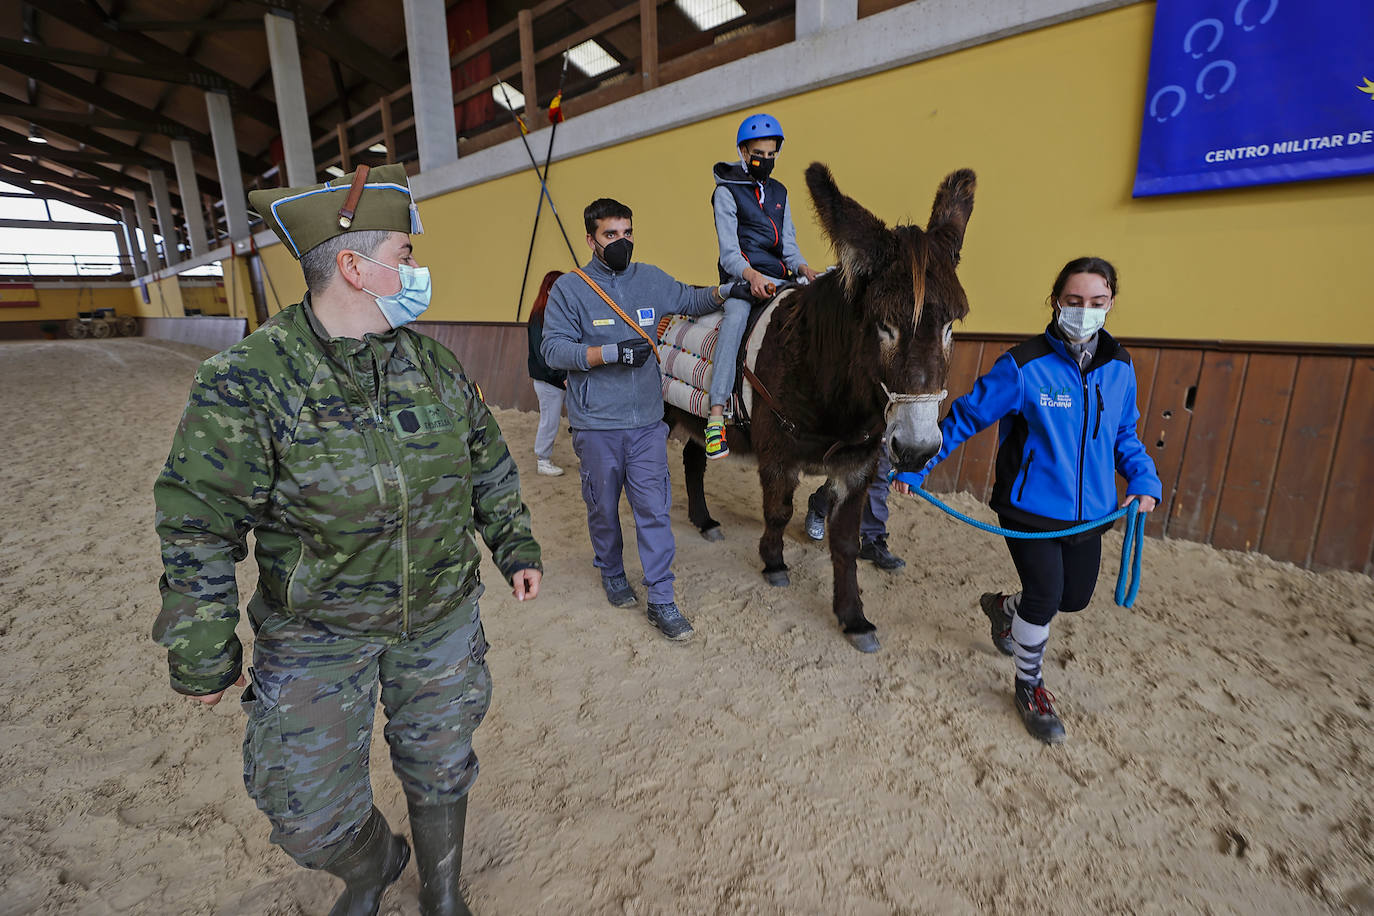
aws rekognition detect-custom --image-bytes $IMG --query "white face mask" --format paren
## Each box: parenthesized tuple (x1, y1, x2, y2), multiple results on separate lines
(1056, 305, 1108, 341)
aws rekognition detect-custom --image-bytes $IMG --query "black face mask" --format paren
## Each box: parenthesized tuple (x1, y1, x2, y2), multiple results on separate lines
(598, 237, 633, 272)
(745, 155, 775, 182)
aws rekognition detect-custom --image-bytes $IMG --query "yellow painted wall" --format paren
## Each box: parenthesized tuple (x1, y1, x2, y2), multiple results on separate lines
(258, 242, 305, 318)
(0, 286, 138, 323)
(389, 4, 1373, 344)
(181, 284, 229, 316)
(130, 276, 187, 317)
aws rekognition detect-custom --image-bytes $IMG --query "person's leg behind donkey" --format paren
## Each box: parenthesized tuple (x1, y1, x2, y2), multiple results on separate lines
(804, 452, 905, 570)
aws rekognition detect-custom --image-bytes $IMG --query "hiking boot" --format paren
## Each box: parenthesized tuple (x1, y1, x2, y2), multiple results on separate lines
(859, 536, 906, 570)
(536, 458, 564, 477)
(705, 417, 729, 460)
(646, 601, 694, 641)
(1014, 679, 1066, 745)
(602, 573, 637, 608)
(979, 592, 1015, 656)
(323, 807, 410, 916)
(804, 507, 826, 541)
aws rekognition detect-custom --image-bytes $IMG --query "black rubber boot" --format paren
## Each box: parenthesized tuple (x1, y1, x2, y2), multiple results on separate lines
(324, 806, 411, 916)
(409, 796, 474, 916)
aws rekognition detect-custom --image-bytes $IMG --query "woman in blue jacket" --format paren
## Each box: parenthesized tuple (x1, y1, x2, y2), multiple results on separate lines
(909, 257, 1161, 744)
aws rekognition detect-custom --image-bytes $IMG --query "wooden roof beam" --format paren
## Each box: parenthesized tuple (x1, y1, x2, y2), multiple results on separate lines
(22, 0, 280, 128)
(235, 0, 408, 92)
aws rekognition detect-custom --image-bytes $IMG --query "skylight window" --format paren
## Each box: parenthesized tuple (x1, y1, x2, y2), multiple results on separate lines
(566, 40, 617, 77)
(325, 165, 345, 178)
(492, 81, 526, 111)
(675, 0, 745, 31)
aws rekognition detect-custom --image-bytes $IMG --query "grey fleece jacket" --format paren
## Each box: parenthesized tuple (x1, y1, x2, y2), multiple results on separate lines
(541, 256, 723, 430)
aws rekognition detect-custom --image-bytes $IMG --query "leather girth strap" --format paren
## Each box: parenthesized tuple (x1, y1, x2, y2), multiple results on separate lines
(572, 268, 660, 362)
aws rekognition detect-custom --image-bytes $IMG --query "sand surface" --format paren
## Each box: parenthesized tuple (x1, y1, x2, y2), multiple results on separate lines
(1, 338, 1371, 915)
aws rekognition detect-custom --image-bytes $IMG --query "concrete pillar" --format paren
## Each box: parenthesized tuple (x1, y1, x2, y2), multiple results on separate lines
(118, 206, 146, 276)
(112, 212, 133, 274)
(171, 139, 209, 258)
(205, 91, 250, 246)
(263, 11, 317, 186)
(795, 0, 858, 38)
(133, 189, 161, 273)
(402, 0, 458, 171)
(149, 168, 181, 266)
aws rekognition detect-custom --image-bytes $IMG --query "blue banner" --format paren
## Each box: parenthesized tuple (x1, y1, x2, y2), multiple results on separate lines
(1134, 1, 1374, 197)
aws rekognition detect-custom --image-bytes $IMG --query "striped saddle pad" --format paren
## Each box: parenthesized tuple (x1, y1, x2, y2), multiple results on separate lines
(655, 311, 734, 419)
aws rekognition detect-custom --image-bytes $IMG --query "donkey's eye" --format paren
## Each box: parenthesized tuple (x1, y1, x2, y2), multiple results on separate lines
(877, 322, 898, 346)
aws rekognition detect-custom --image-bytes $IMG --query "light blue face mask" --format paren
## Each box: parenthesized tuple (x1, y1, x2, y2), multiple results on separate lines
(354, 250, 432, 328)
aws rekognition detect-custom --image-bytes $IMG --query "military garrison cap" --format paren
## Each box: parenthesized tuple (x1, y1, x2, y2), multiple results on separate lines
(247, 163, 423, 260)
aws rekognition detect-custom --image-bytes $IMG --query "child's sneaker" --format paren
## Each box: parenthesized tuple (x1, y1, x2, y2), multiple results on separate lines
(705, 416, 729, 460)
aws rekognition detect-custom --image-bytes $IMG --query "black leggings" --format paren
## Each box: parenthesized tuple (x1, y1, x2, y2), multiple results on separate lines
(1003, 531, 1103, 627)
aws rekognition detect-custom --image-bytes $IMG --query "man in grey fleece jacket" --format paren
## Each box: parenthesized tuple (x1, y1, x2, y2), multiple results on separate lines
(542, 197, 737, 641)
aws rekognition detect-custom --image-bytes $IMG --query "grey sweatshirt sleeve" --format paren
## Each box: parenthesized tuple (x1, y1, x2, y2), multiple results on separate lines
(713, 187, 753, 280)
(539, 279, 591, 372)
(640, 265, 722, 318)
(780, 197, 807, 271)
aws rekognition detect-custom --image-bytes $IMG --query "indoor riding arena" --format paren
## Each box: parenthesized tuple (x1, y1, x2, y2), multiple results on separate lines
(2, 1, 1371, 914)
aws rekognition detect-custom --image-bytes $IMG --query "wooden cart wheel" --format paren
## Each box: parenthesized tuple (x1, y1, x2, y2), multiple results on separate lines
(116, 316, 138, 337)
(68, 320, 90, 339)
(90, 318, 112, 339)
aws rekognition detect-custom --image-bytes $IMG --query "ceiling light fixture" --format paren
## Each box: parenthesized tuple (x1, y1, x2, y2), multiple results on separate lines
(674, 0, 745, 31)
(27, 124, 48, 144)
(566, 41, 618, 77)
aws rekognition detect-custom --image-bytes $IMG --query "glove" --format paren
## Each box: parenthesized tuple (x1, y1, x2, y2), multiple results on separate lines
(720, 280, 771, 302)
(601, 337, 654, 368)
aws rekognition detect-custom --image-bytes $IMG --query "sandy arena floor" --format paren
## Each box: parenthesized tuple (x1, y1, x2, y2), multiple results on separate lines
(1, 337, 1371, 915)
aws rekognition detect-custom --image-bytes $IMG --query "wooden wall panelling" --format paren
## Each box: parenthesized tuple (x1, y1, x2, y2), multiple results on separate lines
(1210, 354, 1298, 552)
(1259, 356, 1352, 567)
(953, 341, 1009, 501)
(926, 339, 983, 492)
(1138, 349, 1203, 537)
(1167, 351, 1246, 543)
(1312, 358, 1374, 574)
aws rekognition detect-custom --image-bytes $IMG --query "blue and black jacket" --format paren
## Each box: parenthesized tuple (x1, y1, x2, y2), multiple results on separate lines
(917, 325, 1162, 532)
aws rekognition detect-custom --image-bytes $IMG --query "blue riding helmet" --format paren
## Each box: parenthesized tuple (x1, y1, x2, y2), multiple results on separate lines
(736, 113, 784, 148)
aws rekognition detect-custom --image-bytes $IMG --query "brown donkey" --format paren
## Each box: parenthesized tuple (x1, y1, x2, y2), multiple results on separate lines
(664, 163, 976, 652)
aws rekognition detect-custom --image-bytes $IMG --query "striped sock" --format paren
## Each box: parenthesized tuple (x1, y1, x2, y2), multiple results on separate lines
(1003, 591, 1022, 616)
(1011, 611, 1050, 685)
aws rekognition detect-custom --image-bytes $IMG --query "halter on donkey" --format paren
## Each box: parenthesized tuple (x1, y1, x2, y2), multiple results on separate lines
(662, 162, 977, 653)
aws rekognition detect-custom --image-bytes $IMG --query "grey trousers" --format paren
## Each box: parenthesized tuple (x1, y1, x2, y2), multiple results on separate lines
(532, 379, 565, 461)
(571, 423, 676, 604)
(708, 296, 752, 409)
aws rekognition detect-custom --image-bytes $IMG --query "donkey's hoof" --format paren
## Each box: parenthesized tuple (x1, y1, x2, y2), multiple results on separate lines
(700, 525, 725, 542)
(763, 569, 791, 587)
(845, 631, 881, 653)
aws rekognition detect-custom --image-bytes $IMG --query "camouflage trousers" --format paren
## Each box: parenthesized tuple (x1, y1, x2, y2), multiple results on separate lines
(240, 602, 491, 869)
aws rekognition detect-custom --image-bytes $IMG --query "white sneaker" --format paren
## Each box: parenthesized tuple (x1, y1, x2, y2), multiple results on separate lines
(536, 459, 564, 477)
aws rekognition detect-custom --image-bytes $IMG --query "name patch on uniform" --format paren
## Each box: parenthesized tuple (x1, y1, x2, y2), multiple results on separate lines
(593, 318, 615, 327)
(390, 404, 454, 438)
(636, 307, 655, 327)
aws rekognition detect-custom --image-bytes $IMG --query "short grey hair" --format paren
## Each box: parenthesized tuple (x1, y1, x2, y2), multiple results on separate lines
(299, 229, 392, 293)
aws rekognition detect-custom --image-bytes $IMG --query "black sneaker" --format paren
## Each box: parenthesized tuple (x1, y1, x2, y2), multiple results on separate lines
(1014, 679, 1066, 745)
(979, 592, 1015, 656)
(859, 536, 906, 570)
(646, 602, 694, 641)
(602, 574, 637, 608)
(804, 508, 826, 541)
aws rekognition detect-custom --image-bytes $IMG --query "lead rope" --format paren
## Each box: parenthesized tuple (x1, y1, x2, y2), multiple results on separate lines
(891, 472, 1146, 608)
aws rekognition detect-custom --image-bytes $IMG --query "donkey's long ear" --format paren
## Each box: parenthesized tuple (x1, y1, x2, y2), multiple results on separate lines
(926, 168, 976, 265)
(806, 162, 891, 294)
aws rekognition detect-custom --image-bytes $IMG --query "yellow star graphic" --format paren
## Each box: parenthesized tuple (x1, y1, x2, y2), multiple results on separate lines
(1360, 77, 1374, 99)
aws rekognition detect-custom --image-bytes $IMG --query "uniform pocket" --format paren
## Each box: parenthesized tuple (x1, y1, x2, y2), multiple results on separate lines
(468, 623, 490, 665)
(240, 671, 287, 812)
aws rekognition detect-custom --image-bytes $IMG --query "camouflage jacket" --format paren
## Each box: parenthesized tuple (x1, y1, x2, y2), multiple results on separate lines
(153, 297, 541, 695)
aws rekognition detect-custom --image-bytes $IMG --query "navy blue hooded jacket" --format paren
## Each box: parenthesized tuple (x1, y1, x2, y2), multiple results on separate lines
(916, 325, 1162, 531)
(711, 162, 803, 282)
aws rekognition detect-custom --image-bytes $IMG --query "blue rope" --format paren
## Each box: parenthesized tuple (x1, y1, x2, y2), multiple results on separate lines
(891, 471, 1146, 608)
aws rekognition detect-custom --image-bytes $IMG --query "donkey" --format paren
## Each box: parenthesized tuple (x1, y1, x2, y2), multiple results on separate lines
(664, 162, 976, 652)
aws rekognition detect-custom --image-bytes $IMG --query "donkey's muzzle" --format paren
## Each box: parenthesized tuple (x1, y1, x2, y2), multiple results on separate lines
(888, 433, 941, 473)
